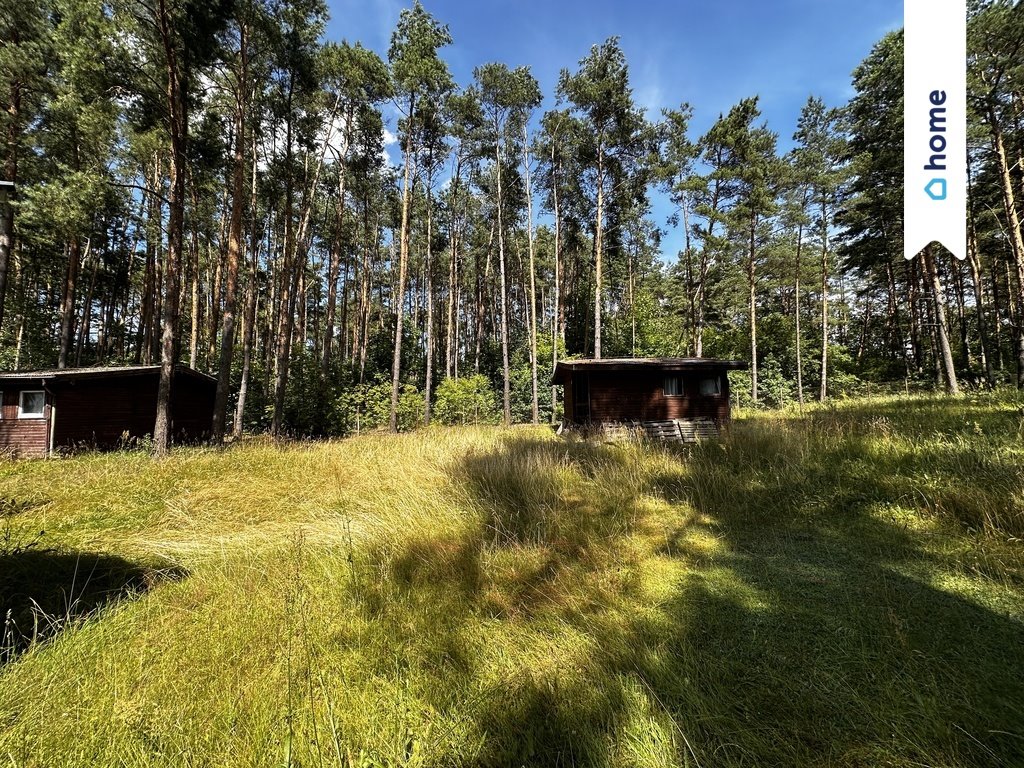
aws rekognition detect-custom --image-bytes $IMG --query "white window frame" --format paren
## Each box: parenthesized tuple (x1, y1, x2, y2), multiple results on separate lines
(698, 377, 722, 396)
(664, 375, 684, 397)
(18, 390, 46, 419)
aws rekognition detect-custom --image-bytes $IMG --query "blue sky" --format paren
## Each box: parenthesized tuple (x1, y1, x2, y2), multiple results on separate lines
(325, 0, 903, 258)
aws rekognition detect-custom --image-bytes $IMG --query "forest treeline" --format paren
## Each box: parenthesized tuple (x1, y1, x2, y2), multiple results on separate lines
(1, 0, 1023, 449)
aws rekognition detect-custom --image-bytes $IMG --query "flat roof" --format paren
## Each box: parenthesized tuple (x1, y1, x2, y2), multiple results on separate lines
(0, 364, 216, 384)
(552, 357, 748, 384)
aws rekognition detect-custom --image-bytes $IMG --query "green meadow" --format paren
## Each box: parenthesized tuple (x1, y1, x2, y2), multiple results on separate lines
(1, 394, 1022, 767)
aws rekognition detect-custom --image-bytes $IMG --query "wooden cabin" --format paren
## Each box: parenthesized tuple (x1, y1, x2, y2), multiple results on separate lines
(552, 358, 748, 441)
(0, 365, 216, 457)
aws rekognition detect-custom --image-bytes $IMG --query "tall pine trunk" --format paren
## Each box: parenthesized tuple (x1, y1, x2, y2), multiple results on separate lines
(154, 0, 186, 456)
(495, 140, 511, 423)
(389, 95, 415, 432)
(0, 61, 21, 336)
(58, 236, 82, 368)
(212, 25, 247, 443)
(424, 187, 435, 425)
(748, 215, 758, 403)
(818, 199, 829, 402)
(794, 221, 804, 407)
(523, 129, 539, 423)
(594, 145, 604, 359)
(922, 245, 959, 394)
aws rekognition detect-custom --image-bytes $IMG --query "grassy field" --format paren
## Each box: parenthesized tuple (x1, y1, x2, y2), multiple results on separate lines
(1, 394, 1023, 767)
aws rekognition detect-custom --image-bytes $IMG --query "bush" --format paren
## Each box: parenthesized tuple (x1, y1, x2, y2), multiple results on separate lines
(432, 375, 499, 425)
(730, 357, 795, 409)
(337, 379, 424, 433)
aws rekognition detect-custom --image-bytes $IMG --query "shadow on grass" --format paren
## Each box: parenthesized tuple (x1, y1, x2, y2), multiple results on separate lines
(345, 406, 1024, 766)
(1, 546, 188, 665)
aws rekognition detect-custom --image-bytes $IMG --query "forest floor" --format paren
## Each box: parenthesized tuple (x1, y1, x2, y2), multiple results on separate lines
(1, 393, 1023, 767)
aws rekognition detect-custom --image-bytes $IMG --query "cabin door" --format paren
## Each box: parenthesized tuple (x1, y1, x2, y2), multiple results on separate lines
(572, 374, 590, 423)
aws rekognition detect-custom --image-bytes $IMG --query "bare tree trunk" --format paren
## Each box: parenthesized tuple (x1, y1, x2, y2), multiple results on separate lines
(208, 189, 228, 367)
(967, 160, 993, 386)
(233, 247, 258, 440)
(550, 145, 562, 423)
(424, 188, 435, 425)
(922, 245, 959, 394)
(58, 237, 83, 368)
(908, 259, 923, 373)
(322, 177, 346, 376)
(594, 146, 604, 359)
(444, 169, 459, 380)
(794, 222, 804, 408)
(212, 25, 247, 443)
(390, 95, 415, 432)
(271, 83, 297, 438)
(154, 0, 186, 456)
(0, 71, 21, 336)
(951, 256, 970, 371)
(748, 216, 758, 403)
(496, 141, 511, 424)
(523, 129, 539, 423)
(76, 244, 98, 364)
(819, 199, 829, 402)
(188, 196, 201, 370)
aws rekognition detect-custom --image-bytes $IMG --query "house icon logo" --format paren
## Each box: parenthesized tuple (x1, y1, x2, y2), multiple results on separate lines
(925, 178, 947, 201)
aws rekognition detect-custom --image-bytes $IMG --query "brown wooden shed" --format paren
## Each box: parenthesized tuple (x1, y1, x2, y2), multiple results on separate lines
(552, 358, 747, 440)
(0, 365, 216, 458)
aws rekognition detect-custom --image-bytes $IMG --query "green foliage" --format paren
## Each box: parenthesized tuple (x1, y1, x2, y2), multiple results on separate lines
(432, 375, 499, 425)
(388, 1, 453, 109)
(730, 356, 792, 409)
(336, 378, 425, 433)
(837, 30, 904, 270)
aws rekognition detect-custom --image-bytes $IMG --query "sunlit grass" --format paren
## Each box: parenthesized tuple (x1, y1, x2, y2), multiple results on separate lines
(1, 393, 1023, 766)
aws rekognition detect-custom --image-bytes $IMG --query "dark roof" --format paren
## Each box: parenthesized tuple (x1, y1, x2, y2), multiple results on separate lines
(0, 364, 216, 384)
(552, 357, 748, 384)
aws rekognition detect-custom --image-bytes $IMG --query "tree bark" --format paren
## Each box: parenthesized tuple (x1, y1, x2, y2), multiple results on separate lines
(748, 214, 758, 403)
(495, 138, 511, 424)
(922, 245, 960, 394)
(818, 198, 829, 402)
(58, 237, 82, 368)
(550, 141, 562, 423)
(989, 107, 1024, 386)
(212, 22, 248, 443)
(424, 185, 435, 425)
(594, 144, 604, 359)
(389, 94, 415, 432)
(322, 142, 348, 376)
(154, 0, 186, 456)
(967, 159, 994, 386)
(523, 128, 539, 423)
(794, 220, 804, 407)
(0, 68, 21, 336)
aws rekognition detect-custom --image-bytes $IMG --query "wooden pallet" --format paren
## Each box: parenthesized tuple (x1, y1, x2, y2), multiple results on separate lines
(643, 420, 684, 442)
(677, 418, 719, 442)
(593, 418, 720, 444)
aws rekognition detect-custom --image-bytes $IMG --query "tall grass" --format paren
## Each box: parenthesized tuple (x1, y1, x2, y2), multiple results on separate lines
(1, 394, 1022, 766)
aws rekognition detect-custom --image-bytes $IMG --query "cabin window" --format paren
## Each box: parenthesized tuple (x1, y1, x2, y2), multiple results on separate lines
(698, 377, 721, 396)
(18, 390, 45, 419)
(664, 376, 684, 396)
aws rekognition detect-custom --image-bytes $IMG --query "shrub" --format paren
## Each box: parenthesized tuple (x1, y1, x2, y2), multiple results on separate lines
(432, 375, 500, 425)
(337, 379, 425, 433)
